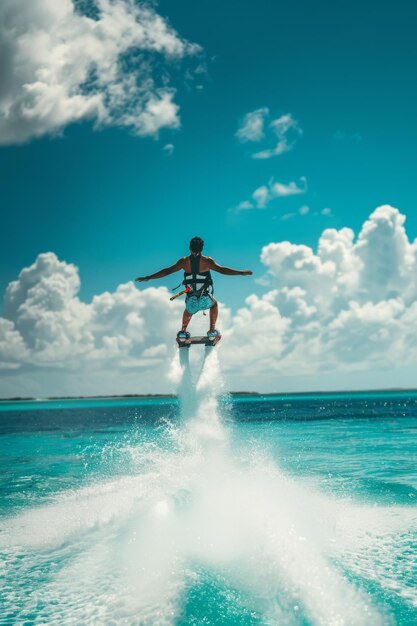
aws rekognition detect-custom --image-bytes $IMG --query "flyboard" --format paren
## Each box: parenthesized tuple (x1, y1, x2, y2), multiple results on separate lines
(176, 334, 221, 349)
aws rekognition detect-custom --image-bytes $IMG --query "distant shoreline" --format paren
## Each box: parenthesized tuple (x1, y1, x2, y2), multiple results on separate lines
(1, 388, 416, 402)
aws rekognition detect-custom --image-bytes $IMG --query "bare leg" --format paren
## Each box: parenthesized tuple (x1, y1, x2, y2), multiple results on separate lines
(209, 301, 218, 331)
(182, 310, 193, 331)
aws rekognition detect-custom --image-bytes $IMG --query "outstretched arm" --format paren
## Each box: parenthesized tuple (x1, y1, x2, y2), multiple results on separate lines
(207, 258, 253, 276)
(135, 258, 184, 282)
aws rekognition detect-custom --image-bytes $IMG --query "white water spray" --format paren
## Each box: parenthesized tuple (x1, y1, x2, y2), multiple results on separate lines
(2, 348, 417, 624)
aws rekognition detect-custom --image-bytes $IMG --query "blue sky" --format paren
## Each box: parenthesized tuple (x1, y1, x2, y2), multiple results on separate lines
(1, 0, 417, 396)
(1, 0, 416, 311)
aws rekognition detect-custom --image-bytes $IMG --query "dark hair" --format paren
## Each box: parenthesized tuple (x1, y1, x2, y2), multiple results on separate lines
(189, 237, 204, 254)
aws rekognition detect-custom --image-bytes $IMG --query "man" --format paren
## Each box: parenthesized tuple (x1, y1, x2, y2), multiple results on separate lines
(135, 236, 252, 340)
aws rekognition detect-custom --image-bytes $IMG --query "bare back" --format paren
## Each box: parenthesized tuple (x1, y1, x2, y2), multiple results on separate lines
(180, 255, 212, 273)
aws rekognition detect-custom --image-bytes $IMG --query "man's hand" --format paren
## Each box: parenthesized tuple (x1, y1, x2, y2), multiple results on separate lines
(242, 270, 253, 276)
(135, 276, 150, 282)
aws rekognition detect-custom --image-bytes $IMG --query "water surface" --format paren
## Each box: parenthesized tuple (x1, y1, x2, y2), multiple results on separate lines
(1, 379, 416, 625)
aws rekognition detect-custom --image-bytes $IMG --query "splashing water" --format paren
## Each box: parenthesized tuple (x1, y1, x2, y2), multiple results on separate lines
(2, 350, 417, 624)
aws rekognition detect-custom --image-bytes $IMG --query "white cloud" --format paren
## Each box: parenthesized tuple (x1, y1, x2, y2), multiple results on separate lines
(233, 177, 307, 212)
(1, 252, 183, 386)
(235, 108, 268, 142)
(280, 212, 296, 221)
(253, 114, 302, 160)
(354, 205, 415, 303)
(273, 206, 310, 221)
(235, 200, 254, 211)
(268, 179, 306, 199)
(162, 143, 174, 155)
(0, 318, 29, 366)
(252, 185, 270, 209)
(3, 206, 417, 396)
(236, 109, 302, 159)
(0, 0, 200, 145)
(221, 295, 291, 377)
(222, 205, 417, 384)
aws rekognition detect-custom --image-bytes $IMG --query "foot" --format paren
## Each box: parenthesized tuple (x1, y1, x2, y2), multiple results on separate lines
(177, 330, 190, 340)
(207, 329, 220, 339)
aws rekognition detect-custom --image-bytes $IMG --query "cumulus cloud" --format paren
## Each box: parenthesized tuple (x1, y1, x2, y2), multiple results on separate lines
(222, 205, 417, 387)
(0, 0, 200, 145)
(2, 206, 417, 396)
(236, 109, 302, 159)
(0, 318, 29, 368)
(2, 252, 185, 368)
(0, 252, 189, 398)
(232, 177, 307, 212)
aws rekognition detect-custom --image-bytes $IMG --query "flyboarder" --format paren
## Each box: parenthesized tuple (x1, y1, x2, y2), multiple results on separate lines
(135, 237, 253, 345)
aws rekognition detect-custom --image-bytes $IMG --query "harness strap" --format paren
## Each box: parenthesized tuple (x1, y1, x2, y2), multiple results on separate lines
(190, 254, 198, 291)
(183, 254, 213, 296)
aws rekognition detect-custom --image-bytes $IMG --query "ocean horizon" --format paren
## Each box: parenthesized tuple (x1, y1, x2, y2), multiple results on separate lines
(2, 386, 417, 400)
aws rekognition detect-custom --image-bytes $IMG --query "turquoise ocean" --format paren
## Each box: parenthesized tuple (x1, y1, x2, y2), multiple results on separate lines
(1, 351, 417, 625)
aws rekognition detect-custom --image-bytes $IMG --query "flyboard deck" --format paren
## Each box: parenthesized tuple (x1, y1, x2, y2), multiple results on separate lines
(176, 335, 221, 348)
